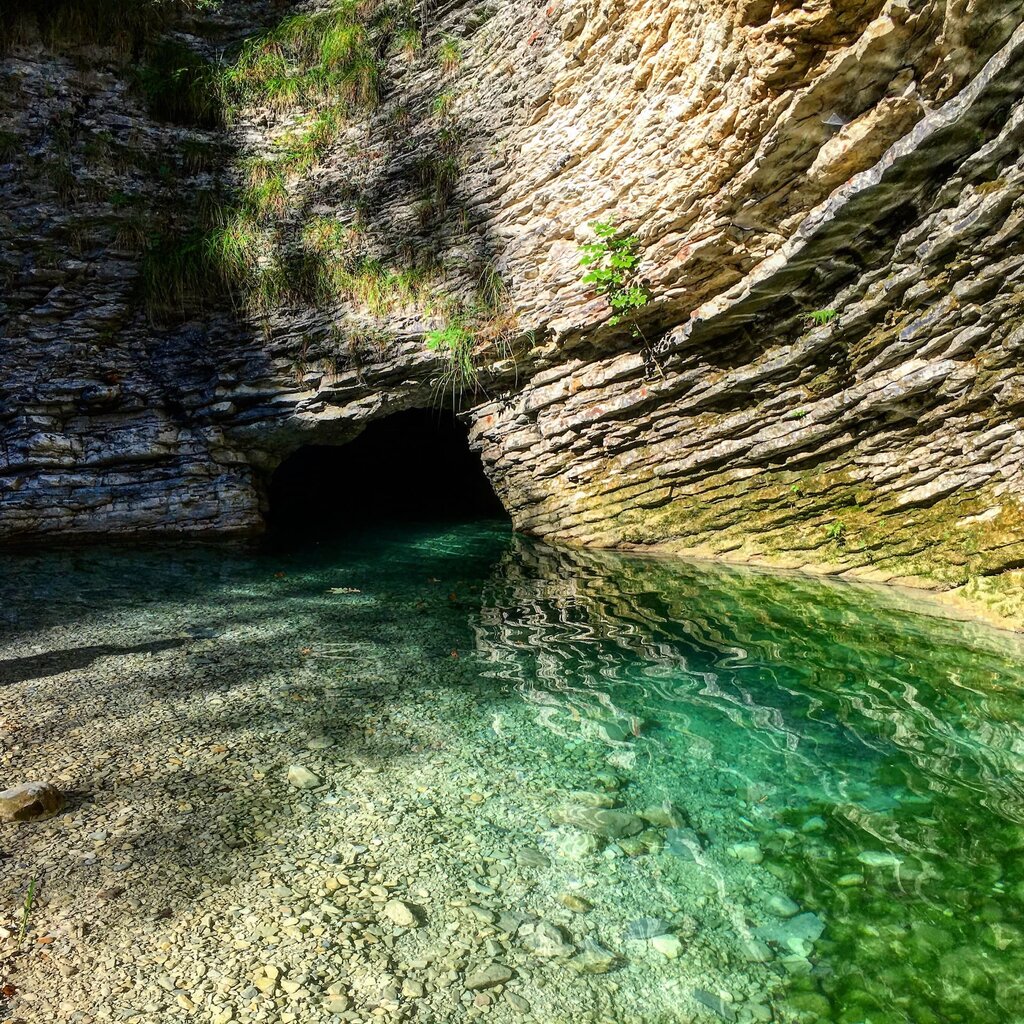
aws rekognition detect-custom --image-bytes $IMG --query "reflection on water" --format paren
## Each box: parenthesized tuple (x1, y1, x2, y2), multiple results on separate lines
(3, 523, 1024, 1024)
(476, 536, 1024, 1024)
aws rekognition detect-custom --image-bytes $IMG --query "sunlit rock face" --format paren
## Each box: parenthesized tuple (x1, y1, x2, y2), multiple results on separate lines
(1, 0, 1023, 620)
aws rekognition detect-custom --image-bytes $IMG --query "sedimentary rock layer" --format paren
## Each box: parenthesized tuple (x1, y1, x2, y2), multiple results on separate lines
(1, 0, 1022, 620)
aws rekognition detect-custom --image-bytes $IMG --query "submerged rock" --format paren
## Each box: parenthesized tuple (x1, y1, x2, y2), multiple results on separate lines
(554, 805, 643, 838)
(727, 841, 763, 864)
(639, 801, 688, 828)
(755, 912, 826, 952)
(520, 920, 574, 958)
(651, 934, 683, 958)
(858, 850, 904, 868)
(693, 988, 736, 1021)
(666, 827, 703, 859)
(286, 765, 320, 790)
(569, 938, 618, 974)
(0, 781, 64, 822)
(624, 917, 670, 940)
(557, 892, 593, 913)
(767, 895, 800, 918)
(552, 829, 603, 860)
(464, 963, 513, 991)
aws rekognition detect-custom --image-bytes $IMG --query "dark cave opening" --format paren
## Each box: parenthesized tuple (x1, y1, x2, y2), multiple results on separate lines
(266, 409, 509, 536)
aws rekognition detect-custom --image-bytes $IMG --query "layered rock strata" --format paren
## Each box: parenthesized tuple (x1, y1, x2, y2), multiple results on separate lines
(1, 0, 1022, 622)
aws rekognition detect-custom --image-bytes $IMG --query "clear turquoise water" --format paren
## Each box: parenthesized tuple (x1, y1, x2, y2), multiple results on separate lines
(4, 522, 1024, 1024)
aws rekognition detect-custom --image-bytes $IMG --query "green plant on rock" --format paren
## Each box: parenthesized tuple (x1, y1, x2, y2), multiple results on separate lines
(825, 519, 846, 544)
(806, 308, 839, 327)
(426, 316, 477, 396)
(579, 221, 650, 335)
(393, 25, 421, 62)
(437, 36, 462, 74)
(223, 0, 413, 114)
(135, 38, 224, 127)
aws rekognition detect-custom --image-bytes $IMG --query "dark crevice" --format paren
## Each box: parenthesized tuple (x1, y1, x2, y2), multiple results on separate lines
(266, 408, 508, 537)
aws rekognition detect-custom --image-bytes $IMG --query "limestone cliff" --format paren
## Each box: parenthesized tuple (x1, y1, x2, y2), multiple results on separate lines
(1, 0, 1023, 625)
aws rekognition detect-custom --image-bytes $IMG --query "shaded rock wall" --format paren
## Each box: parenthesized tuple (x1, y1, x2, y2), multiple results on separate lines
(1, 0, 1023, 621)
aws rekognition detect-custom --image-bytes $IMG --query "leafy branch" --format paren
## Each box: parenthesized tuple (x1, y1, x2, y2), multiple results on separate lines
(579, 221, 650, 337)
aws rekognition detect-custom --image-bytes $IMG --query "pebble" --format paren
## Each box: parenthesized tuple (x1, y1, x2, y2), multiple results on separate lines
(651, 934, 683, 959)
(464, 963, 513, 990)
(286, 765, 320, 790)
(555, 805, 644, 838)
(858, 850, 903, 868)
(505, 991, 531, 1013)
(382, 899, 419, 928)
(727, 842, 763, 864)
(521, 920, 575, 958)
(767, 895, 799, 918)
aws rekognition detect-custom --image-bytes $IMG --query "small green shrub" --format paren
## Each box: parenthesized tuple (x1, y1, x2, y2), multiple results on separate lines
(579, 221, 649, 334)
(825, 520, 846, 543)
(806, 308, 839, 326)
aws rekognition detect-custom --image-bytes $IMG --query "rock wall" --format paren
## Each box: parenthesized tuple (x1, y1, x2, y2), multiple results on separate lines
(1, 0, 1023, 624)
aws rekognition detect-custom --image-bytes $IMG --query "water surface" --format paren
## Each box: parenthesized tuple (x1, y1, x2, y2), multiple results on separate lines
(3, 523, 1023, 1024)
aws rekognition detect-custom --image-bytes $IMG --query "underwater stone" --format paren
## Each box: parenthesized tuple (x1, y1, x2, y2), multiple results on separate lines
(557, 893, 593, 913)
(569, 938, 618, 974)
(639, 801, 689, 828)
(767, 895, 800, 918)
(625, 917, 670, 939)
(692, 989, 736, 1021)
(553, 829, 603, 859)
(755, 912, 825, 949)
(504, 992, 531, 1014)
(858, 850, 904, 868)
(521, 921, 575, 958)
(555, 805, 644, 838)
(591, 772, 622, 791)
(738, 936, 773, 962)
(666, 827, 702, 859)
(464, 963, 513, 990)
(0, 781, 64, 822)
(514, 846, 551, 868)
(651, 934, 683, 958)
(286, 765, 320, 790)
(382, 900, 419, 928)
(727, 841, 763, 864)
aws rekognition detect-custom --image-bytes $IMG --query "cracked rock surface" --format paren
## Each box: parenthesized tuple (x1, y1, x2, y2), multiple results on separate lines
(1, 0, 1023, 623)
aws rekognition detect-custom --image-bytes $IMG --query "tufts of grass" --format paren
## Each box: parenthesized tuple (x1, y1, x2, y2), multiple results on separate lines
(437, 35, 461, 75)
(0, 0, 199, 56)
(180, 137, 227, 174)
(393, 25, 421, 62)
(223, 0, 406, 113)
(135, 38, 224, 127)
(425, 268, 517, 402)
(243, 172, 289, 220)
(431, 91, 455, 119)
(0, 129, 21, 162)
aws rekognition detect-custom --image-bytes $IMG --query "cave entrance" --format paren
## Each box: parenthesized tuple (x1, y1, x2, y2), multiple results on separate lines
(266, 408, 508, 537)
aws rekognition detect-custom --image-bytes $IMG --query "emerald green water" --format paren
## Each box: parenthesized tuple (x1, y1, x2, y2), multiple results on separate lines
(4, 522, 1024, 1024)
